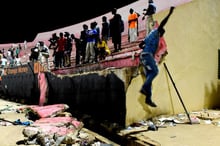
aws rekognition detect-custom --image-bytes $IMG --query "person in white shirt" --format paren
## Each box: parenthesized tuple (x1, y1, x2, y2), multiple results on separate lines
(1, 56, 8, 68)
(38, 41, 50, 70)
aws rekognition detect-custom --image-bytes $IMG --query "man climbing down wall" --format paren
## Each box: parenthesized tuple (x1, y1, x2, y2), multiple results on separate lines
(139, 6, 175, 107)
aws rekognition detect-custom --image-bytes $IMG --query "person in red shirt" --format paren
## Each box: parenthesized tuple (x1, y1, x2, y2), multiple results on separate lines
(56, 32, 66, 68)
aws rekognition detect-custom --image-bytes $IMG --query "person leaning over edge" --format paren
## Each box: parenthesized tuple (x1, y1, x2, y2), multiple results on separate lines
(139, 6, 175, 107)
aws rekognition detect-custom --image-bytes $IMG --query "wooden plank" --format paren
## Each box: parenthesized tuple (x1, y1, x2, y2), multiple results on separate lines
(118, 126, 149, 136)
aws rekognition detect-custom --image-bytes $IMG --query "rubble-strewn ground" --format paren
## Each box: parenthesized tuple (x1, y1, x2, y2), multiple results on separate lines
(0, 98, 220, 146)
(118, 110, 220, 146)
(0, 99, 119, 146)
(140, 122, 220, 146)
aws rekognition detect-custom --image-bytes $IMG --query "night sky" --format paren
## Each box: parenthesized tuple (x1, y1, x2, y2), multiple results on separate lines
(0, 1, 136, 44)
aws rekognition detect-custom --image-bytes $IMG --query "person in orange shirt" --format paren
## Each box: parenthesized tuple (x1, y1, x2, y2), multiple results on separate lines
(128, 8, 139, 43)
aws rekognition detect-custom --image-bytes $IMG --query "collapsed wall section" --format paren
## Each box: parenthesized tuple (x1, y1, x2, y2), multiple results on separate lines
(0, 62, 139, 127)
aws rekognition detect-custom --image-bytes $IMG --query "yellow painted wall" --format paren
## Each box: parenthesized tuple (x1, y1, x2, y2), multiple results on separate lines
(126, 0, 220, 126)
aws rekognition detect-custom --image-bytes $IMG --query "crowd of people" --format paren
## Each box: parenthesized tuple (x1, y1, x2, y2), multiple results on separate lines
(46, 8, 124, 68)
(1, 1, 162, 72)
(0, 44, 22, 69)
(0, 1, 176, 108)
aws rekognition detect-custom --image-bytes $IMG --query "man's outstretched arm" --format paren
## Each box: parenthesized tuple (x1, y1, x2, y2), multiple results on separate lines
(158, 6, 175, 32)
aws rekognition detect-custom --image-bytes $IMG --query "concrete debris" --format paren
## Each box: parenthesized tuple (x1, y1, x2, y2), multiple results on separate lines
(0, 102, 119, 146)
(118, 109, 220, 146)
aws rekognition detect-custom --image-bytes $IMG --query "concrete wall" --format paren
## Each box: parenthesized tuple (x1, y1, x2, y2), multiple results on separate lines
(1, 0, 219, 127)
(126, 0, 220, 126)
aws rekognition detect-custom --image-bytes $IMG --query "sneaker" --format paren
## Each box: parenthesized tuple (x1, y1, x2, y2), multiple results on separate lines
(145, 99, 157, 107)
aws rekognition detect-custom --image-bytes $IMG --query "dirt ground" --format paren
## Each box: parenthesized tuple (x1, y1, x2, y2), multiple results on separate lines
(139, 122, 220, 146)
(0, 99, 36, 146)
(0, 99, 220, 146)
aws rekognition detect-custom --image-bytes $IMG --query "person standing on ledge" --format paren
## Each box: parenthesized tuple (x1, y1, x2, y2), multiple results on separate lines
(139, 6, 175, 107)
(142, 0, 157, 36)
(128, 8, 139, 43)
(109, 8, 123, 53)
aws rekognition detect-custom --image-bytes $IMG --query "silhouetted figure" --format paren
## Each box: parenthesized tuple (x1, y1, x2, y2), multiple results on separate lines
(101, 16, 110, 43)
(80, 24, 88, 63)
(109, 8, 123, 52)
(71, 34, 82, 66)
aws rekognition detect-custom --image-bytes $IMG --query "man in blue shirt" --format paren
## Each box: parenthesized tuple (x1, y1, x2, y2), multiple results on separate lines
(139, 6, 175, 107)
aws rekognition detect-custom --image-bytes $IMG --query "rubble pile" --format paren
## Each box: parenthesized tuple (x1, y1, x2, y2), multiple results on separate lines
(117, 109, 220, 146)
(21, 104, 118, 145)
(0, 102, 118, 146)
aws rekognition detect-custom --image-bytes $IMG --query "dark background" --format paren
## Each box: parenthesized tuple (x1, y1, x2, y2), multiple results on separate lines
(0, 1, 136, 44)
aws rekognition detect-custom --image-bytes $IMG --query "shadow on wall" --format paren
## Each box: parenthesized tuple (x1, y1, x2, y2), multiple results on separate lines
(46, 71, 126, 127)
(204, 81, 220, 109)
